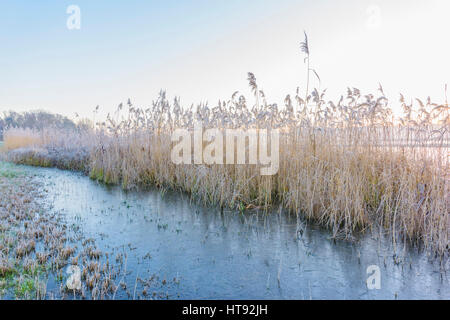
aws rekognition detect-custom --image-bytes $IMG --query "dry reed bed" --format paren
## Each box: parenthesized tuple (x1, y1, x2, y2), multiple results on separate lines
(3, 85, 449, 257)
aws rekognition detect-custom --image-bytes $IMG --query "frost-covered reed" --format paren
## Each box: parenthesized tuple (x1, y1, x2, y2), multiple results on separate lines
(3, 82, 449, 256)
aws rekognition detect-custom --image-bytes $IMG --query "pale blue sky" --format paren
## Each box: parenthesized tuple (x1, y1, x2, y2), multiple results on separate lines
(1, 0, 448, 119)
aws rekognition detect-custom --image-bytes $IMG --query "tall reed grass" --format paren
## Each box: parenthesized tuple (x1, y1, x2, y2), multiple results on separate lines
(3, 84, 449, 256)
(3, 128, 43, 150)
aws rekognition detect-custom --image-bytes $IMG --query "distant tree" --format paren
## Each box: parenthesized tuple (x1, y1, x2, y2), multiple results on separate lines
(0, 110, 79, 140)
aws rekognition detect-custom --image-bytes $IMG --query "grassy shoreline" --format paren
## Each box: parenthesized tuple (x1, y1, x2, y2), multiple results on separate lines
(0, 162, 49, 298)
(1, 88, 448, 258)
(3, 137, 447, 260)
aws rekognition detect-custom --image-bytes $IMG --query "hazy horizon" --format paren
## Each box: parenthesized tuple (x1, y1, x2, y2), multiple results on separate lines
(1, 0, 449, 121)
